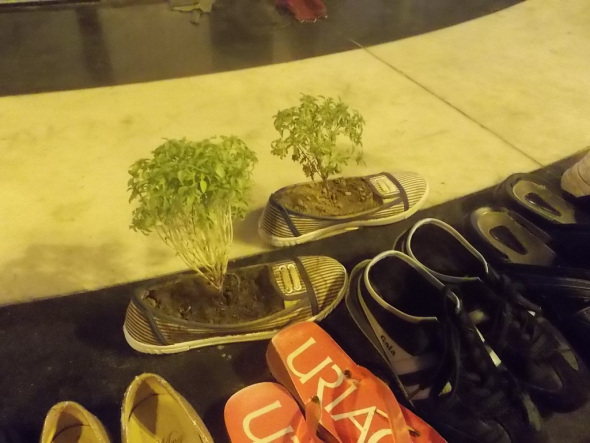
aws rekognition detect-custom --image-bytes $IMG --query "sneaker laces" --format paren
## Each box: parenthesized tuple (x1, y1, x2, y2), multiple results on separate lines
(411, 287, 510, 418)
(484, 271, 551, 359)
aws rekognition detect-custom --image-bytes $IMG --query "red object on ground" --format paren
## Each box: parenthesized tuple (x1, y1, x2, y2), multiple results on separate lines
(225, 382, 322, 443)
(277, 0, 327, 22)
(266, 322, 447, 443)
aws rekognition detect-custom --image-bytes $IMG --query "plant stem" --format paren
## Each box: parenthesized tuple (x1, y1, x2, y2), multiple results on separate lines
(156, 202, 233, 293)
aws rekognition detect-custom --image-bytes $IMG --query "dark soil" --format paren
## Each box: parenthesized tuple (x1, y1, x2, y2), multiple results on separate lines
(275, 177, 382, 217)
(143, 266, 285, 324)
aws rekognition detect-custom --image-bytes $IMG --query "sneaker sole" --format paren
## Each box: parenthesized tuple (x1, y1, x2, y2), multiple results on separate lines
(123, 267, 349, 354)
(259, 183, 429, 247)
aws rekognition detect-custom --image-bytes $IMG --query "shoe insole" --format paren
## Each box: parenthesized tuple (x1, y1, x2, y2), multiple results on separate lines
(126, 395, 205, 442)
(471, 208, 556, 266)
(513, 180, 579, 224)
(406, 223, 484, 279)
(371, 256, 448, 318)
(52, 425, 96, 443)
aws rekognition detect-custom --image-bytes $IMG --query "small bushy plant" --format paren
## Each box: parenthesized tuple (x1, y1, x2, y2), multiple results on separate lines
(271, 94, 365, 190)
(128, 137, 257, 291)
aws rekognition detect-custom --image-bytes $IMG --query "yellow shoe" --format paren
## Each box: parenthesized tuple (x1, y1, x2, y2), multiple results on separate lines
(121, 373, 213, 443)
(40, 402, 110, 443)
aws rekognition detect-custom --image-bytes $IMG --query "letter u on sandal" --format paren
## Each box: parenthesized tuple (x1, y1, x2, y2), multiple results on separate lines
(266, 322, 446, 443)
(224, 382, 322, 443)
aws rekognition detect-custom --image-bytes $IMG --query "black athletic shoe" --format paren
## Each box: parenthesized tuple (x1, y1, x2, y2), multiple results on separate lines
(402, 218, 589, 412)
(495, 173, 590, 267)
(467, 206, 590, 361)
(345, 251, 546, 443)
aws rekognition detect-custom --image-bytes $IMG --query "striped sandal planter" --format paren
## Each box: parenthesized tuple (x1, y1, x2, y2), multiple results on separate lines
(123, 256, 347, 354)
(259, 172, 429, 247)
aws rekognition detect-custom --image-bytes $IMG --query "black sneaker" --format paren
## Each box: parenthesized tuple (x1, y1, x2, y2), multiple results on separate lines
(345, 251, 546, 443)
(402, 218, 589, 412)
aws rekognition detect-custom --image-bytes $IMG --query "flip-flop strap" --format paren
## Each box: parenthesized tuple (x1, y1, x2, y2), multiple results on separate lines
(304, 396, 322, 439)
(350, 367, 414, 443)
(387, 173, 410, 210)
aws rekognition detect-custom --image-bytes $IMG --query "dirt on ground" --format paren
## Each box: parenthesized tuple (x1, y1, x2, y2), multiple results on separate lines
(274, 177, 382, 217)
(144, 266, 285, 324)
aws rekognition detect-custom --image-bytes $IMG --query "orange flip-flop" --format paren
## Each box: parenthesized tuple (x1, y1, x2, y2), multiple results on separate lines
(266, 322, 446, 443)
(224, 382, 322, 443)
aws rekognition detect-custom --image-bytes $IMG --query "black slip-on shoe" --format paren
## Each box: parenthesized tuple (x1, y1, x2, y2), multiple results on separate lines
(467, 206, 590, 361)
(402, 218, 590, 412)
(495, 173, 590, 266)
(344, 251, 546, 443)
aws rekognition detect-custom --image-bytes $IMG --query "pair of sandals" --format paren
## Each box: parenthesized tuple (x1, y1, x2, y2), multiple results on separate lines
(225, 321, 446, 443)
(467, 172, 590, 356)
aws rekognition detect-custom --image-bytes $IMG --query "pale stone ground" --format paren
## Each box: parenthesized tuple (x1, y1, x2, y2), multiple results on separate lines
(1, 0, 588, 305)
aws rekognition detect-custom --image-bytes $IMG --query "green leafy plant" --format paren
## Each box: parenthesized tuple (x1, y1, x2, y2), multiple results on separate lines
(271, 94, 365, 190)
(128, 137, 257, 291)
